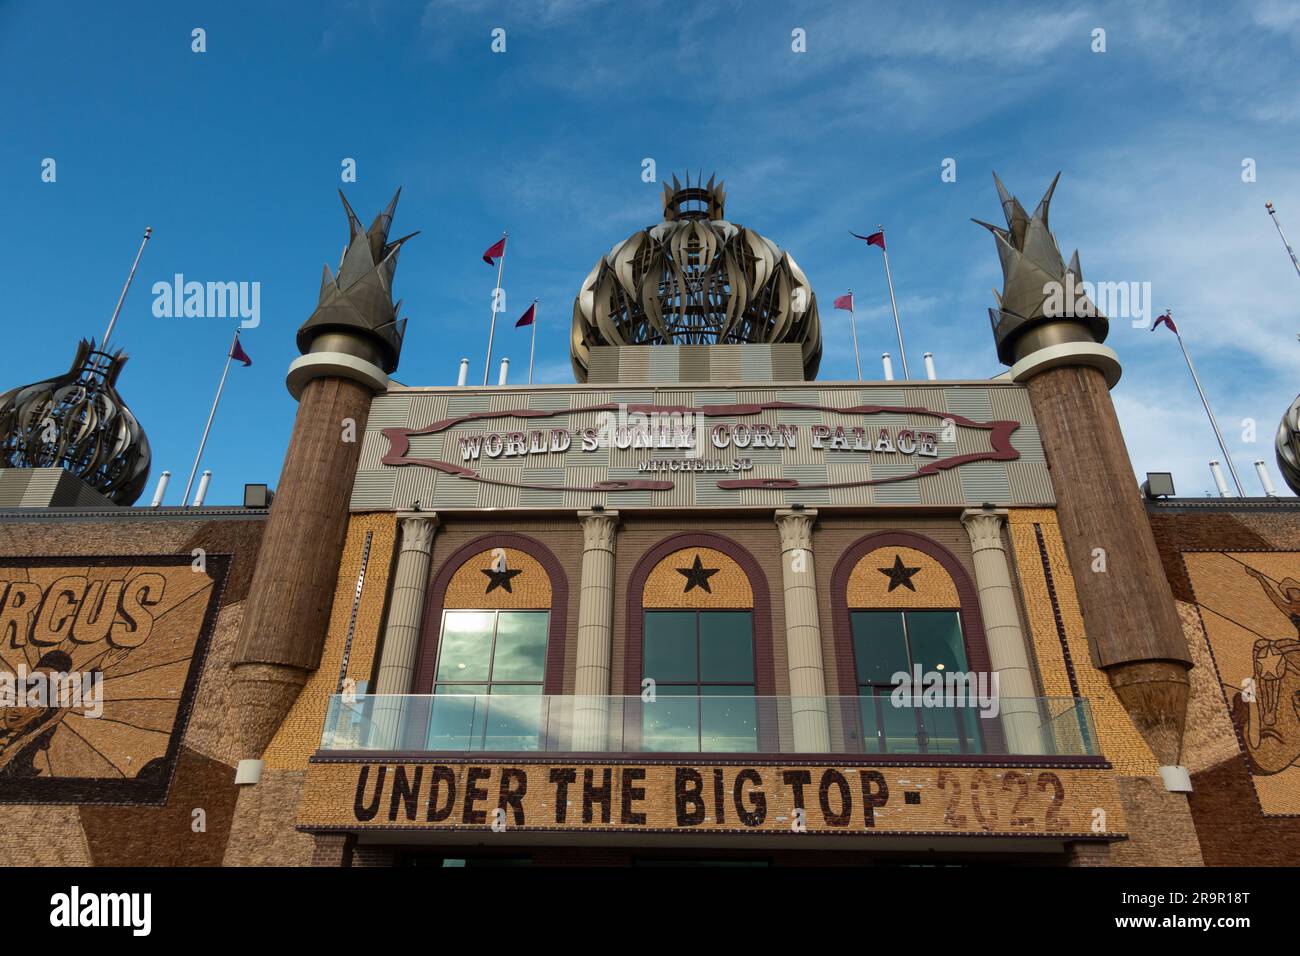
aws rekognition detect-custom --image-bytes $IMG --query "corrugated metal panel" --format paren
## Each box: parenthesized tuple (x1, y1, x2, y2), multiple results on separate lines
(563, 466, 611, 509)
(618, 349, 650, 383)
(828, 463, 873, 505)
(739, 345, 773, 380)
(406, 393, 448, 426)
(367, 394, 412, 427)
(770, 344, 804, 381)
(0, 471, 32, 507)
(988, 385, 1035, 423)
(357, 430, 388, 471)
(871, 459, 923, 503)
(351, 470, 397, 510)
(943, 386, 994, 421)
(518, 468, 565, 508)
(959, 461, 1012, 503)
(393, 467, 437, 512)
(527, 391, 571, 411)
(447, 392, 492, 415)
(649, 347, 679, 383)
(587, 347, 619, 382)
(1006, 460, 1056, 504)
(780, 464, 831, 506)
(433, 473, 482, 508)
(859, 388, 905, 407)
(1010, 422, 1046, 462)
(918, 464, 964, 504)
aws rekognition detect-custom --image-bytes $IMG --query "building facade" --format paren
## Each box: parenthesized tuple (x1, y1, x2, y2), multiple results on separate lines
(0, 176, 1295, 867)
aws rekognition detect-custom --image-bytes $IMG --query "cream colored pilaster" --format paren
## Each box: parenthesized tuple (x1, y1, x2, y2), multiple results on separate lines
(774, 508, 831, 752)
(960, 507, 1044, 754)
(574, 509, 619, 750)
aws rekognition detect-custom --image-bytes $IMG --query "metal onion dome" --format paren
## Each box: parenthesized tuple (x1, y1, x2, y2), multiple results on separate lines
(1276, 394, 1300, 495)
(570, 173, 822, 382)
(0, 339, 151, 504)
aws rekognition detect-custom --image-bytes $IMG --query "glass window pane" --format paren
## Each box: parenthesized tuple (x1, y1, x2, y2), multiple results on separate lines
(641, 689, 699, 752)
(859, 692, 883, 754)
(852, 611, 911, 686)
(905, 611, 968, 675)
(436, 612, 494, 682)
(921, 704, 962, 755)
(880, 690, 922, 754)
(643, 612, 698, 683)
(483, 686, 543, 751)
(700, 687, 757, 752)
(699, 612, 754, 682)
(491, 612, 549, 682)
(426, 684, 487, 750)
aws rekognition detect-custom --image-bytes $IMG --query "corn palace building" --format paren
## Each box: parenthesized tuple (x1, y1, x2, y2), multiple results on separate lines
(1, 174, 1298, 868)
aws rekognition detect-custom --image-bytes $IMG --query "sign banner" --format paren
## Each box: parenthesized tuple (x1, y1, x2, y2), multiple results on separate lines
(351, 384, 1054, 511)
(299, 758, 1126, 839)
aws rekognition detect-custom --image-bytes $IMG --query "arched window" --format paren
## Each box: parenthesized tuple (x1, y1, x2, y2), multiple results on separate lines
(832, 533, 993, 756)
(411, 535, 567, 751)
(626, 534, 775, 753)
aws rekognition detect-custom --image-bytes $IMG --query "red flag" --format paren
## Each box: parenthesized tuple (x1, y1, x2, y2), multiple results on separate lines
(833, 293, 854, 313)
(851, 230, 886, 250)
(483, 236, 507, 265)
(1151, 311, 1178, 335)
(229, 338, 252, 367)
(515, 302, 536, 328)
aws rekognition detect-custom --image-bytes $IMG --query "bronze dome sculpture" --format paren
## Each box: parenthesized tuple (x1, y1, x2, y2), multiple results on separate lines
(0, 340, 151, 505)
(570, 173, 821, 381)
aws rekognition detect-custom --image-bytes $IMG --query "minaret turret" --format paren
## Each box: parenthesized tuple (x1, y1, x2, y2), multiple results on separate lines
(979, 173, 1192, 768)
(229, 190, 416, 782)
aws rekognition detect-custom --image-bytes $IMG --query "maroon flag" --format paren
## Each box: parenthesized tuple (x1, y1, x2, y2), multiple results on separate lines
(483, 236, 507, 265)
(229, 338, 252, 367)
(515, 302, 536, 328)
(1152, 311, 1178, 335)
(851, 230, 886, 250)
(833, 293, 854, 312)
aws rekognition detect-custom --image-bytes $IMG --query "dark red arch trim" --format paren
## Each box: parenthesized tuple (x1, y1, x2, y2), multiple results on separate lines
(622, 533, 779, 752)
(830, 531, 1002, 754)
(411, 533, 569, 696)
(622, 532, 777, 698)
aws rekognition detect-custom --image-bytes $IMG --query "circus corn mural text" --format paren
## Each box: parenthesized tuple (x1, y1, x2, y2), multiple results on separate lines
(0, 557, 226, 804)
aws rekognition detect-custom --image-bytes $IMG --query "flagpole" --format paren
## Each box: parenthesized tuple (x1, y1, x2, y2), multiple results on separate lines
(102, 226, 152, 348)
(877, 224, 909, 379)
(1170, 311, 1245, 497)
(483, 231, 508, 386)
(1265, 203, 1300, 281)
(528, 299, 538, 385)
(847, 289, 862, 380)
(183, 328, 240, 507)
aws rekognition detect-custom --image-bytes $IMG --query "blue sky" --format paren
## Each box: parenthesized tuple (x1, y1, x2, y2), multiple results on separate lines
(2, 0, 1299, 504)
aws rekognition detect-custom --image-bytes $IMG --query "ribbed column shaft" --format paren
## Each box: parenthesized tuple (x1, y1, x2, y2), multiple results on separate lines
(374, 514, 439, 695)
(960, 508, 1043, 753)
(573, 510, 619, 750)
(774, 509, 830, 752)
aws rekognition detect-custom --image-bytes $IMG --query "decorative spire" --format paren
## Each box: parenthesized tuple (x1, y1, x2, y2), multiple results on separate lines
(660, 171, 727, 222)
(295, 189, 418, 374)
(0, 340, 151, 504)
(974, 172, 1107, 366)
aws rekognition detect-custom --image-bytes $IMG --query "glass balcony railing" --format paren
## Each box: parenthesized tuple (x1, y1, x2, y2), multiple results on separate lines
(318, 694, 1099, 758)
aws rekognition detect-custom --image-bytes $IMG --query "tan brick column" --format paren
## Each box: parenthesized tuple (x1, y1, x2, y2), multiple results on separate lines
(574, 509, 619, 750)
(369, 513, 438, 749)
(960, 507, 1044, 754)
(774, 508, 830, 752)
